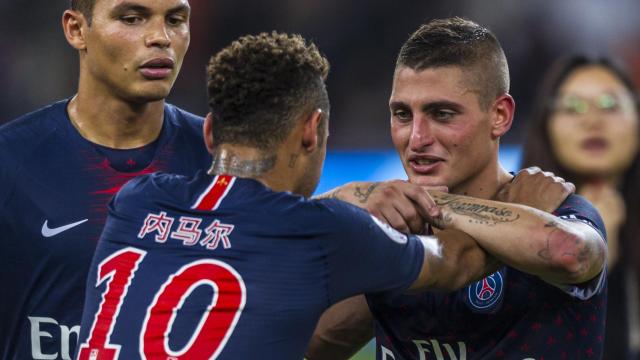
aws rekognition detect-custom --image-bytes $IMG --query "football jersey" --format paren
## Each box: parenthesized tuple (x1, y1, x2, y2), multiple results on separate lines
(76, 171, 426, 360)
(367, 194, 608, 360)
(0, 99, 211, 360)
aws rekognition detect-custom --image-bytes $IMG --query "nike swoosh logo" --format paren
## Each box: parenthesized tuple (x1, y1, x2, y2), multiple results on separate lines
(41, 219, 89, 237)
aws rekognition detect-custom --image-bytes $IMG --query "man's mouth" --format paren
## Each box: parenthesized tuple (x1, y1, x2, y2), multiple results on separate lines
(139, 58, 175, 80)
(413, 158, 440, 165)
(408, 156, 444, 173)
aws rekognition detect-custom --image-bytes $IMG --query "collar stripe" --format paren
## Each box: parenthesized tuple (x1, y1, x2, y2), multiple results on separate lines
(192, 175, 236, 211)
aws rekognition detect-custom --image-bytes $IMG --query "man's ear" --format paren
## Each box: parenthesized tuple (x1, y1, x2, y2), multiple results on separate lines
(62, 10, 88, 51)
(301, 109, 323, 152)
(490, 94, 515, 138)
(203, 113, 215, 153)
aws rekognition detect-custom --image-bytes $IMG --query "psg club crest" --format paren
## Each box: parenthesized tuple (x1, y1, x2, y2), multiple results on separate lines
(466, 270, 504, 313)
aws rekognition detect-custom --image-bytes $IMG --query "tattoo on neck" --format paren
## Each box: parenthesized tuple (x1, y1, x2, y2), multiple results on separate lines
(208, 150, 276, 178)
(435, 194, 520, 226)
(354, 183, 379, 204)
(288, 154, 299, 168)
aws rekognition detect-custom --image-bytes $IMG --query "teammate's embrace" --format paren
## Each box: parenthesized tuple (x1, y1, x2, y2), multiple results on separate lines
(76, 31, 505, 359)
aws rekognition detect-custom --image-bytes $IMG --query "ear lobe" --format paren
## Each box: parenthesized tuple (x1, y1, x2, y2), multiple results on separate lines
(491, 94, 515, 138)
(203, 113, 215, 153)
(62, 10, 88, 51)
(301, 110, 323, 152)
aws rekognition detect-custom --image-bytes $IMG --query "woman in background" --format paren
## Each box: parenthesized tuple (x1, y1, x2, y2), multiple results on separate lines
(523, 55, 640, 359)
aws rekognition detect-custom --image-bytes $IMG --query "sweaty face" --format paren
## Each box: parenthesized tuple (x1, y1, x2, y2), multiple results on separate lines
(82, 0, 190, 102)
(548, 65, 639, 178)
(389, 66, 498, 192)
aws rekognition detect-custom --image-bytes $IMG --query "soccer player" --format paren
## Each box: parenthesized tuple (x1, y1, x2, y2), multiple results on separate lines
(308, 18, 608, 359)
(75, 31, 496, 359)
(0, 1, 209, 358)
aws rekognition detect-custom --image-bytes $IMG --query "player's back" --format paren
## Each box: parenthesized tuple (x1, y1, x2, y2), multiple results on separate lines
(77, 171, 425, 359)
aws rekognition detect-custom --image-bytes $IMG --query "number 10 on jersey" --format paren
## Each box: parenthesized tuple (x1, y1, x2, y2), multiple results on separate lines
(78, 247, 246, 360)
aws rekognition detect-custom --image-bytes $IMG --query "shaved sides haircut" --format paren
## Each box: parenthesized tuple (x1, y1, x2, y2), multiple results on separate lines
(397, 17, 510, 109)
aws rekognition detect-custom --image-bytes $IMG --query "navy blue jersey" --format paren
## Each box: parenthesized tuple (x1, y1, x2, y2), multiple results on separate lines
(367, 195, 608, 360)
(77, 171, 425, 360)
(0, 100, 210, 360)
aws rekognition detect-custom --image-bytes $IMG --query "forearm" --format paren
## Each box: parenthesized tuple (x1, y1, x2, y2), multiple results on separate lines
(313, 182, 379, 204)
(410, 229, 501, 292)
(430, 191, 606, 284)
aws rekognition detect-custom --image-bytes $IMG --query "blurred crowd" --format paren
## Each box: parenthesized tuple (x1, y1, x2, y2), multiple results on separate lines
(2, 0, 640, 149)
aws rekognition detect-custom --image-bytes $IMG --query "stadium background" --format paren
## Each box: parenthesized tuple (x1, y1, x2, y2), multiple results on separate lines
(2, 1, 639, 358)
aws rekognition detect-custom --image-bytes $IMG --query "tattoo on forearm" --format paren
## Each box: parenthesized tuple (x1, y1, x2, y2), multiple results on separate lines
(209, 150, 276, 178)
(431, 212, 454, 229)
(328, 188, 342, 199)
(435, 194, 520, 226)
(354, 184, 379, 204)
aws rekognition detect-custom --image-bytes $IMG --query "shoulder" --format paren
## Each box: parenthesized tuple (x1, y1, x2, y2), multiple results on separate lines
(0, 100, 68, 200)
(164, 103, 204, 134)
(0, 100, 67, 146)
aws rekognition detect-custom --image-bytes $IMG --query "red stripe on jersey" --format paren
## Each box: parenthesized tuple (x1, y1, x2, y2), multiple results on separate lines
(192, 175, 236, 211)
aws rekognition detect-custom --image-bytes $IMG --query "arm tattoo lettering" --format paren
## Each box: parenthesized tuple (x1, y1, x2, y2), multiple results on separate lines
(353, 184, 379, 204)
(435, 194, 520, 226)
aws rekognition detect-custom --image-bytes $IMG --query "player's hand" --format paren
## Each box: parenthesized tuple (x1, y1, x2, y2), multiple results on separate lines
(330, 181, 446, 234)
(495, 167, 575, 213)
(580, 183, 625, 267)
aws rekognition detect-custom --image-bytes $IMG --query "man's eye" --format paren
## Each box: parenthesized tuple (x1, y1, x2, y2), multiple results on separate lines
(121, 15, 143, 25)
(433, 110, 454, 121)
(167, 16, 186, 26)
(393, 110, 412, 122)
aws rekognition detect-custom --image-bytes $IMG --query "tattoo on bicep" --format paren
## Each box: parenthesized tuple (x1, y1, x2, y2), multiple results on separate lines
(435, 194, 520, 226)
(354, 184, 379, 204)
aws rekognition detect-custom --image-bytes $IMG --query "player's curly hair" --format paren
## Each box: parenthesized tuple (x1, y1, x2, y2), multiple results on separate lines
(397, 17, 509, 109)
(70, 0, 95, 23)
(207, 31, 330, 151)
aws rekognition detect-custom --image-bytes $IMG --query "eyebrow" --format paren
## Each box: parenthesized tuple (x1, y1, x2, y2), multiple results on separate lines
(110, 2, 191, 16)
(389, 100, 463, 112)
(111, 2, 151, 16)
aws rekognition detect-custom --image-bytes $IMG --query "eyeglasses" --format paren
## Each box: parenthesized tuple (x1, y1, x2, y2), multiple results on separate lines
(553, 94, 620, 115)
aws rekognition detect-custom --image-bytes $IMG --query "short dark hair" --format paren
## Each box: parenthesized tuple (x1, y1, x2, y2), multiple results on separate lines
(207, 31, 330, 150)
(397, 17, 509, 109)
(70, 0, 96, 23)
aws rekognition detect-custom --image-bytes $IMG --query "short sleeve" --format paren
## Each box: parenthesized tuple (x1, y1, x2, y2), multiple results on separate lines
(552, 194, 607, 300)
(318, 199, 425, 304)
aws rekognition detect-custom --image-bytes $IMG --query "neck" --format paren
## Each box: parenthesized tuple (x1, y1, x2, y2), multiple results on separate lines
(208, 147, 277, 179)
(208, 145, 305, 195)
(68, 77, 165, 149)
(451, 154, 513, 200)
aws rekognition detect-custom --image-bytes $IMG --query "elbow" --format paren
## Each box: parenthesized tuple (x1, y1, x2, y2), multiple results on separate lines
(544, 227, 606, 284)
